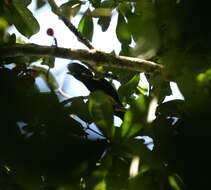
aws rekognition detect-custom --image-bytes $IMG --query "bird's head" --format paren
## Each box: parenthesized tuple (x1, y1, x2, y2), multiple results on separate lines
(67, 63, 93, 79)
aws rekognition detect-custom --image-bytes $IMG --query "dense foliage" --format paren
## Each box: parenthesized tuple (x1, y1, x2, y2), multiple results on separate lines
(0, 0, 211, 189)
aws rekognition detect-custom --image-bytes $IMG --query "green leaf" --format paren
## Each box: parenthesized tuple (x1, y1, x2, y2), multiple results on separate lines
(9, 2, 40, 37)
(96, 0, 114, 31)
(118, 74, 140, 102)
(6, 33, 16, 45)
(125, 140, 162, 171)
(98, 16, 111, 32)
(91, 0, 101, 8)
(60, 0, 82, 20)
(197, 68, 211, 86)
(36, 0, 46, 9)
(94, 180, 106, 190)
(0, 17, 8, 30)
(88, 91, 114, 139)
(41, 56, 55, 68)
(120, 95, 148, 138)
(168, 174, 185, 190)
(30, 65, 59, 91)
(118, 2, 132, 17)
(0, 17, 9, 45)
(13, 0, 32, 6)
(127, 2, 160, 57)
(134, 95, 148, 116)
(78, 9, 94, 41)
(108, 67, 138, 84)
(91, 8, 112, 17)
(151, 76, 172, 104)
(116, 13, 131, 45)
(100, 0, 114, 8)
(66, 97, 92, 123)
(121, 110, 143, 139)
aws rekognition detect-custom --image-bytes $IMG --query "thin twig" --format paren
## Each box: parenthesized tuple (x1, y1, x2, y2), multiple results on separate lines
(48, 0, 94, 50)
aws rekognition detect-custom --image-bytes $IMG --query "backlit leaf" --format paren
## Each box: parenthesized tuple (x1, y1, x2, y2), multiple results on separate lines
(78, 9, 94, 41)
(116, 13, 131, 45)
(60, 0, 82, 19)
(168, 174, 185, 190)
(66, 96, 92, 123)
(30, 65, 59, 91)
(118, 74, 140, 102)
(9, 1, 40, 37)
(88, 91, 114, 139)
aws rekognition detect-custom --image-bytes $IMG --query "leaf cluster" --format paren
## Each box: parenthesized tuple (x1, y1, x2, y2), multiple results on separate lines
(1, 0, 211, 189)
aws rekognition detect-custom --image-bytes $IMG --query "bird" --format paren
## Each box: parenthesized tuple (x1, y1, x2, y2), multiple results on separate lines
(67, 62, 124, 118)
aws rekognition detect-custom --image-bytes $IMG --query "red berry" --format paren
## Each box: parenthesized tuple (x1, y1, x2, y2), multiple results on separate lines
(47, 28, 54, 36)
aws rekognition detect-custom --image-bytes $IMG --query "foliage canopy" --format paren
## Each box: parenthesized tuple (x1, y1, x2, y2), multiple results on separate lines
(0, 0, 211, 189)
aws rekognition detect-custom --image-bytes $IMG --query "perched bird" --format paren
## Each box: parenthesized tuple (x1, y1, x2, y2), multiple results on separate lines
(67, 62, 124, 118)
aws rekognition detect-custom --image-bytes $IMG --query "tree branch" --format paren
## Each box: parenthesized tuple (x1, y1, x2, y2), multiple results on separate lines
(0, 44, 163, 74)
(48, 0, 94, 50)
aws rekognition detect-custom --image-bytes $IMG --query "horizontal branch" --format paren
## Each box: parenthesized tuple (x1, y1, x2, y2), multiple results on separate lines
(0, 44, 163, 74)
